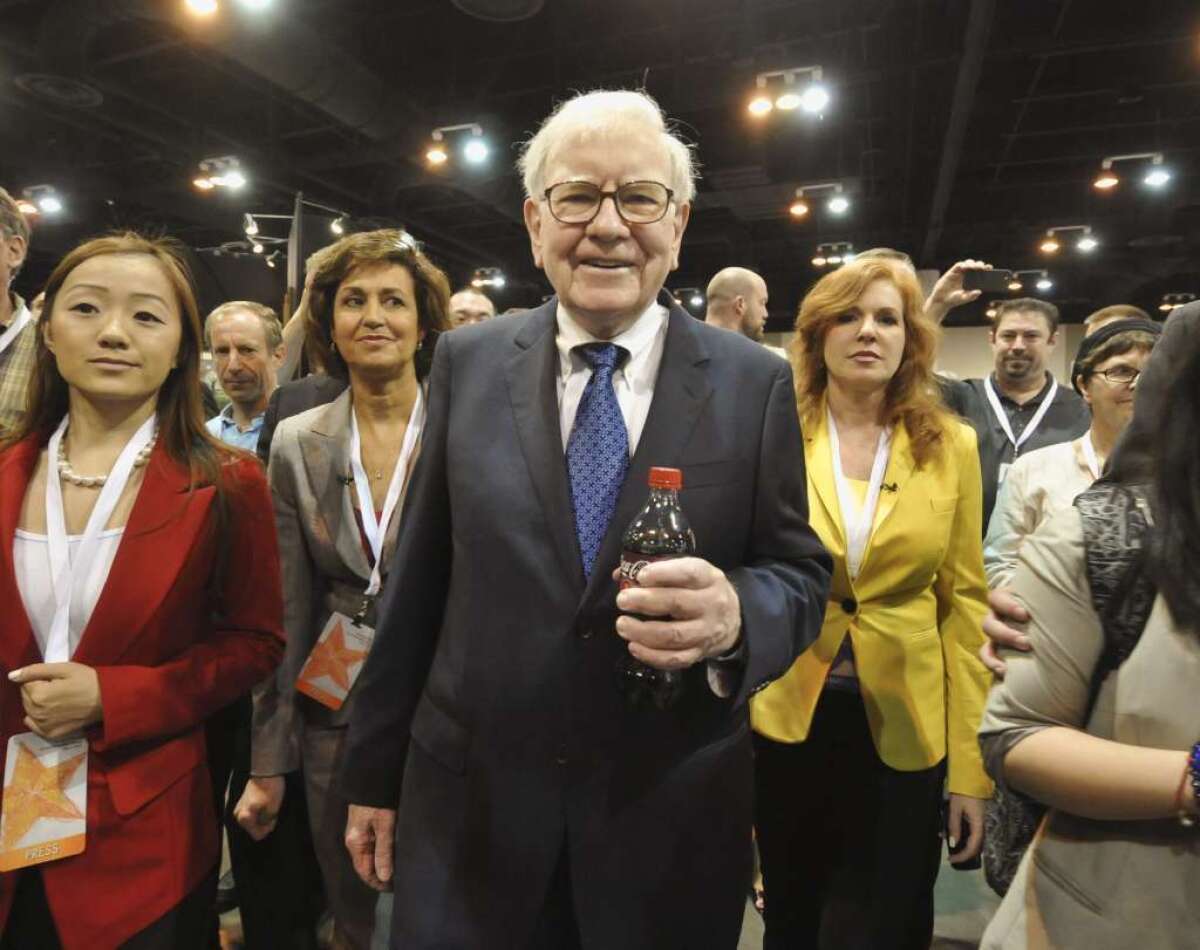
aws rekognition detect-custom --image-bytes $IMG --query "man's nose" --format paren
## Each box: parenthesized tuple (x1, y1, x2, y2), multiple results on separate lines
(587, 195, 628, 237)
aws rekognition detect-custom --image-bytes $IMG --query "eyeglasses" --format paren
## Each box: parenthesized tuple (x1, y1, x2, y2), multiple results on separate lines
(542, 180, 675, 225)
(1094, 365, 1140, 386)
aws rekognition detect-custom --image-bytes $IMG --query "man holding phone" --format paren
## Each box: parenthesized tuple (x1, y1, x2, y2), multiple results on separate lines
(927, 262, 1090, 531)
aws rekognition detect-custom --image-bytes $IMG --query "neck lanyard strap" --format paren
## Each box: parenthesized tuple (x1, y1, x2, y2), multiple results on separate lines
(827, 407, 892, 580)
(0, 305, 32, 358)
(44, 413, 156, 663)
(984, 375, 1057, 456)
(1080, 432, 1102, 480)
(348, 388, 425, 597)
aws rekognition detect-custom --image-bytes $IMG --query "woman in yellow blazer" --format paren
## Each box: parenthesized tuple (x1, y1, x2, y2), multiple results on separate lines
(751, 255, 991, 950)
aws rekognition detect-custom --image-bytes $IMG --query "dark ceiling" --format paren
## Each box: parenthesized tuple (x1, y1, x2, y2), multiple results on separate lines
(1, 0, 1198, 329)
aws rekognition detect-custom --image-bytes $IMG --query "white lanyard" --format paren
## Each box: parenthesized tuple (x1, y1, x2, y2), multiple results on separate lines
(44, 413, 156, 663)
(984, 375, 1057, 458)
(0, 304, 32, 359)
(827, 408, 892, 580)
(348, 388, 424, 597)
(1080, 432, 1101, 480)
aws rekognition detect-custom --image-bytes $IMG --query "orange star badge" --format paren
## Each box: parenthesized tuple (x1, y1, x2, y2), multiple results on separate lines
(296, 613, 374, 710)
(0, 733, 88, 871)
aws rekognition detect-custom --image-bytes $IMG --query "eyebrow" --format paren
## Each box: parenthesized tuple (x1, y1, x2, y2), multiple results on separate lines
(65, 283, 170, 306)
(340, 285, 408, 295)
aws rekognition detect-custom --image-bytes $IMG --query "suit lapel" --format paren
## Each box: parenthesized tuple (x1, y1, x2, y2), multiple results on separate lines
(856, 422, 916, 578)
(73, 444, 213, 666)
(504, 303, 585, 597)
(0, 439, 45, 673)
(298, 390, 372, 582)
(804, 409, 845, 554)
(580, 300, 712, 609)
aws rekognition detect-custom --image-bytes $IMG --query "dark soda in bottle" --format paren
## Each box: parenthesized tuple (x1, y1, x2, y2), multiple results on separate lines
(616, 466, 696, 709)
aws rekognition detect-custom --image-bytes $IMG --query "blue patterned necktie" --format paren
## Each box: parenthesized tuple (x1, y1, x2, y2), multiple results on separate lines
(567, 343, 630, 578)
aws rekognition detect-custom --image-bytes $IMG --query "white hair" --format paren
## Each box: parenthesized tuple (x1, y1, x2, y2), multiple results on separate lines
(517, 89, 697, 204)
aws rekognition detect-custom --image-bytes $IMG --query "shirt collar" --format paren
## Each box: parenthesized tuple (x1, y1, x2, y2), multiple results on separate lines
(555, 299, 668, 379)
(218, 403, 265, 432)
(1, 293, 28, 333)
(990, 370, 1054, 408)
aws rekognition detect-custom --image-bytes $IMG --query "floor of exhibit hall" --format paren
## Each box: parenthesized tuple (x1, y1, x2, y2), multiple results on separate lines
(736, 852, 1002, 949)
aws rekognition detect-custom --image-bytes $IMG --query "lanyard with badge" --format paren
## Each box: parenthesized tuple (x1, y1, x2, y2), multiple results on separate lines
(0, 413, 155, 871)
(985, 376, 1057, 484)
(827, 408, 892, 580)
(0, 305, 32, 360)
(1080, 432, 1102, 480)
(296, 390, 425, 710)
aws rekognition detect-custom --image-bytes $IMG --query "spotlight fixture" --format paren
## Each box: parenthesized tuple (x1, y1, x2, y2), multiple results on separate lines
(1036, 275, 1054, 292)
(1009, 270, 1053, 295)
(812, 242, 854, 268)
(237, 0, 271, 9)
(193, 156, 247, 191)
(1007, 277, 1024, 292)
(185, 0, 219, 15)
(330, 216, 345, 236)
(426, 124, 488, 168)
(749, 66, 829, 118)
(1159, 292, 1196, 312)
(670, 287, 705, 309)
(15, 198, 38, 216)
(251, 241, 264, 254)
(1092, 152, 1171, 192)
(790, 182, 850, 219)
(1038, 225, 1098, 255)
(470, 267, 506, 289)
(242, 212, 258, 236)
(23, 185, 64, 215)
(985, 304, 999, 320)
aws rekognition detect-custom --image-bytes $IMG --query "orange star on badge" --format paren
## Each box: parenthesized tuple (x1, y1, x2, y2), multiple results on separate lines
(305, 622, 367, 692)
(2, 742, 85, 850)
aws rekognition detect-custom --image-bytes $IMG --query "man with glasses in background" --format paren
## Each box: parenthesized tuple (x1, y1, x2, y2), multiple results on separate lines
(338, 89, 830, 950)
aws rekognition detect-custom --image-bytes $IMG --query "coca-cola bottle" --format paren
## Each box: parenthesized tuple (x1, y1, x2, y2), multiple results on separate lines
(616, 466, 696, 709)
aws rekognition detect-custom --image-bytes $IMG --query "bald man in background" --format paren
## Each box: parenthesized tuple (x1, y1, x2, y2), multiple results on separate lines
(448, 287, 496, 329)
(704, 266, 770, 342)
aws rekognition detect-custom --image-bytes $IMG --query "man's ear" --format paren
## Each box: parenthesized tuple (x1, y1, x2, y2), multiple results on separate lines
(733, 295, 746, 318)
(272, 343, 287, 367)
(669, 202, 691, 271)
(3, 234, 27, 277)
(523, 198, 545, 270)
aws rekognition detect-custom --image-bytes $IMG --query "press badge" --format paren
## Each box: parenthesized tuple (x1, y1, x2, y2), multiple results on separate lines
(0, 733, 87, 871)
(296, 613, 374, 711)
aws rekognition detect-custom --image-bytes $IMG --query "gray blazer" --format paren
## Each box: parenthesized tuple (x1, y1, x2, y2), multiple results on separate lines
(251, 388, 420, 776)
(979, 509, 1200, 949)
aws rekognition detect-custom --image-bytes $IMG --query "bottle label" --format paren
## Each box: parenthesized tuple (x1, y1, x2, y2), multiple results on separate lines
(618, 551, 678, 590)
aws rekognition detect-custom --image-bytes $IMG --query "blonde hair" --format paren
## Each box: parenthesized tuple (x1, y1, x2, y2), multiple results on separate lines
(517, 90, 697, 203)
(791, 257, 953, 467)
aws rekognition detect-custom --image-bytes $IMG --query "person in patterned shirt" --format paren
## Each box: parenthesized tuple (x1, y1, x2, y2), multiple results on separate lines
(0, 187, 36, 436)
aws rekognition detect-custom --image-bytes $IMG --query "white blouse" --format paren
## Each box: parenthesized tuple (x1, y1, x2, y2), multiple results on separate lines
(14, 527, 124, 660)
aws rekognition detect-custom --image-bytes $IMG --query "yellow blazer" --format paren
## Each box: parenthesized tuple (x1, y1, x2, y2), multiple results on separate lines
(751, 410, 993, 797)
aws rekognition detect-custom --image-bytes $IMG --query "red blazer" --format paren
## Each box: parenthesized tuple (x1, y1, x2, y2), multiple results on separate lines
(0, 436, 284, 949)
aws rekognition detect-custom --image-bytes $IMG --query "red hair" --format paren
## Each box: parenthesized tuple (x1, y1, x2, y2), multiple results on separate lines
(790, 257, 953, 467)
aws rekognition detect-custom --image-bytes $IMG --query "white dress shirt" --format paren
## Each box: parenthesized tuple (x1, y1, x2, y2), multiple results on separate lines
(983, 435, 1096, 589)
(555, 301, 669, 452)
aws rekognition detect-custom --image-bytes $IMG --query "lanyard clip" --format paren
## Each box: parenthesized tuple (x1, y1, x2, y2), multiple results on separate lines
(352, 597, 371, 625)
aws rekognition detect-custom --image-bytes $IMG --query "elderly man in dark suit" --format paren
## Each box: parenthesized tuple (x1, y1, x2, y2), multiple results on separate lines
(338, 89, 831, 950)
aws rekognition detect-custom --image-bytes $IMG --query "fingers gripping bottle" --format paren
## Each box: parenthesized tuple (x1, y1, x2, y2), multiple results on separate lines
(616, 467, 695, 709)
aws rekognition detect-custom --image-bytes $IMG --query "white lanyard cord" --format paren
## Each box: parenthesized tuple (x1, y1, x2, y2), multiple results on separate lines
(827, 407, 892, 580)
(0, 305, 32, 358)
(44, 413, 157, 663)
(348, 388, 425, 597)
(984, 375, 1057, 457)
(1080, 432, 1102, 480)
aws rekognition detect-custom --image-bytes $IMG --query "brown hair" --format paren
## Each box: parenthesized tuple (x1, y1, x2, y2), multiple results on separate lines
(305, 230, 451, 381)
(1084, 304, 1151, 329)
(204, 300, 284, 350)
(991, 297, 1060, 335)
(0, 187, 31, 278)
(3, 232, 237, 489)
(791, 257, 953, 467)
(1075, 330, 1158, 387)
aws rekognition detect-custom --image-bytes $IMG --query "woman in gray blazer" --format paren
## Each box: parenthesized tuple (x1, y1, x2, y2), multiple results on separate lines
(233, 229, 451, 949)
(979, 303, 1200, 950)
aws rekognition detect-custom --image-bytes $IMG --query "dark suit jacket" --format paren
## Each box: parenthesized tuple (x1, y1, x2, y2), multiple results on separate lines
(0, 442, 283, 948)
(256, 374, 348, 465)
(340, 294, 831, 949)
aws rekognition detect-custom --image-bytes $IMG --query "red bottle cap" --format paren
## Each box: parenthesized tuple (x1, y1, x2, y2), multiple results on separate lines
(648, 467, 683, 490)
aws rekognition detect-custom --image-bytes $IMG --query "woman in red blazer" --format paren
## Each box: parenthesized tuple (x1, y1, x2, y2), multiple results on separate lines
(0, 233, 284, 949)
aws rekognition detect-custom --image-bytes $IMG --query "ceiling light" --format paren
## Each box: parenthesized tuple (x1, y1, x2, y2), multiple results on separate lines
(265, 256, 276, 268)
(1039, 232, 1060, 254)
(193, 176, 215, 190)
(471, 267, 506, 289)
(827, 254, 843, 265)
(1007, 278, 1023, 292)
(827, 194, 849, 215)
(789, 198, 810, 218)
(1036, 276, 1053, 292)
(812, 256, 827, 267)
(251, 241, 263, 254)
(185, 0, 219, 15)
(775, 92, 801, 111)
(38, 195, 62, 214)
(800, 83, 830, 114)
(242, 213, 258, 236)
(748, 95, 774, 117)
(1159, 301, 1173, 312)
(1144, 166, 1171, 188)
(1093, 170, 1119, 190)
(985, 305, 998, 319)
(237, 0, 270, 9)
(690, 294, 704, 308)
(462, 137, 489, 164)
(426, 144, 448, 165)
(330, 217, 345, 235)
(221, 169, 246, 189)
(24, 185, 63, 215)
(15, 199, 38, 216)
(1076, 233, 1098, 252)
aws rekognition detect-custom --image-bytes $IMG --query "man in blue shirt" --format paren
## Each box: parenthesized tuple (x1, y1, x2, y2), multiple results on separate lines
(205, 301, 286, 451)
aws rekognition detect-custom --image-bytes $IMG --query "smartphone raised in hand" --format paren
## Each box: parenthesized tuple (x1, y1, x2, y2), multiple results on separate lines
(962, 269, 1015, 295)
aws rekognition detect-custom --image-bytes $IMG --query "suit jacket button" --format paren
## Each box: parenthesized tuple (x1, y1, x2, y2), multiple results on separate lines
(579, 626, 593, 640)
(841, 597, 857, 615)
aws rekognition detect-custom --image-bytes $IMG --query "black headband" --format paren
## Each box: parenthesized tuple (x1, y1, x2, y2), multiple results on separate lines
(1071, 318, 1163, 393)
